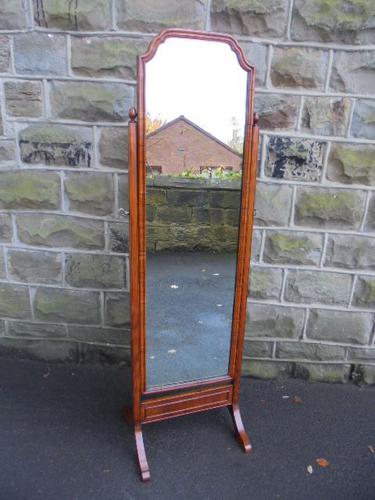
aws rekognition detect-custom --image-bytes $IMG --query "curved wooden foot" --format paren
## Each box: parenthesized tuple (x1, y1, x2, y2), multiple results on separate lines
(134, 424, 151, 482)
(228, 404, 252, 454)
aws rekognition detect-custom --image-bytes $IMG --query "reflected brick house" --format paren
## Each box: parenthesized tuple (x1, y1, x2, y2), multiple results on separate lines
(146, 115, 242, 175)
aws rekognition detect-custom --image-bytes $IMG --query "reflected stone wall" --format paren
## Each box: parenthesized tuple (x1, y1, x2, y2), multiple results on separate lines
(147, 178, 240, 253)
(0, 0, 374, 384)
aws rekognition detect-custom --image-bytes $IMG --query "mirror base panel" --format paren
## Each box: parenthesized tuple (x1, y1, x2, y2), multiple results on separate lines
(124, 386, 251, 481)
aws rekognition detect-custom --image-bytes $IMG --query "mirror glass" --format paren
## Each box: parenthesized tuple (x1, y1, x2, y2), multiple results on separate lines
(145, 37, 248, 389)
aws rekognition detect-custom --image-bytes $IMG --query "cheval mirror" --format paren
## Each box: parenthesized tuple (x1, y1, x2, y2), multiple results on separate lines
(125, 28, 259, 481)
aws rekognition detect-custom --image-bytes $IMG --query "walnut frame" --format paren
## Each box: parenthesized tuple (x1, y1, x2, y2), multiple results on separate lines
(125, 28, 259, 482)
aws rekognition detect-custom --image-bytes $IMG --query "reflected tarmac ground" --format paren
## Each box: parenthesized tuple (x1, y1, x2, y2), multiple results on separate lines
(146, 252, 237, 389)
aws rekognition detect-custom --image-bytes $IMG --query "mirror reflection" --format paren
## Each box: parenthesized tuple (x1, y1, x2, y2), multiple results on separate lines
(145, 37, 247, 389)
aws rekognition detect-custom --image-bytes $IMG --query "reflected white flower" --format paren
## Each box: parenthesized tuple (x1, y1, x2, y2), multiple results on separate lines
(167, 349, 177, 354)
(170, 284, 179, 289)
(212, 273, 220, 276)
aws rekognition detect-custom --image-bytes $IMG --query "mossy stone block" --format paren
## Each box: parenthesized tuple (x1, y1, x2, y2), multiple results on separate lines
(264, 231, 323, 265)
(65, 172, 114, 216)
(328, 143, 375, 186)
(0, 171, 60, 210)
(16, 214, 105, 250)
(0, 283, 31, 319)
(295, 187, 365, 229)
(34, 287, 101, 324)
(65, 254, 126, 289)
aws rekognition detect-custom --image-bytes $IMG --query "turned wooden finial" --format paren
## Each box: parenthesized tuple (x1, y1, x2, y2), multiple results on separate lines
(253, 112, 260, 125)
(129, 107, 138, 121)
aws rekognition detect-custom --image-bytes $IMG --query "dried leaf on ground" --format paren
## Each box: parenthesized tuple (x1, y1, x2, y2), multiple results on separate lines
(292, 395, 303, 404)
(368, 445, 375, 454)
(306, 465, 313, 474)
(316, 458, 330, 468)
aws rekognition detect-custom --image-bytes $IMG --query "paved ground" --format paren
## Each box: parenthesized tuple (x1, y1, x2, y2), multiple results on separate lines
(147, 252, 237, 388)
(0, 358, 374, 500)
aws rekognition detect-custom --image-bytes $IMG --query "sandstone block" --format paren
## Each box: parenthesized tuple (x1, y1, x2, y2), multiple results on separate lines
(294, 363, 351, 383)
(352, 276, 375, 308)
(34, 287, 101, 324)
(50, 81, 134, 122)
(117, 0, 206, 31)
(285, 270, 351, 305)
(327, 143, 375, 186)
(16, 214, 105, 250)
(302, 97, 351, 136)
(118, 174, 129, 214)
(242, 360, 293, 379)
(0, 248, 4, 278)
(357, 365, 375, 385)
(7, 320, 66, 339)
(365, 194, 375, 231)
(249, 267, 283, 300)
(4, 81, 43, 118)
(8, 249, 62, 284)
(271, 47, 328, 89)
(209, 190, 240, 209)
(276, 341, 346, 361)
(263, 231, 323, 265)
(324, 235, 375, 270)
(347, 347, 375, 362)
(255, 94, 298, 130)
(330, 51, 375, 95)
(167, 189, 206, 207)
(254, 183, 292, 226)
(19, 124, 92, 168)
(0, 36, 10, 73)
(251, 230, 262, 262)
(0, 338, 80, 363)
(351, 100, 375, 140)
(291, 0, 375, 44)
(0, 171, 60, 210)
(79, 343, 130, 365)
(306, 309, 373, 345)
(65, 172, 114, 216)
(0, 140, 16, 165)
(210, 0, 289, 37)
(239, 42, 268, 86)
(246, 303, 305, 339)
(0, 214, 12, 242)
(14, 33, 67, 76)
(72, 36, 147, 80)
(0, 283, 31, 319)
(99, 127, 128, 169)
(156, 206, 192, 223)
(65, 253, 126, 289)
(109, 221, 129, 253)
(265, 137, 324, 182)
(243, 339, 273, 358)
(0, 0, 26, 29)
(67, 325, 130, 346)
(295, 187, 365, 229)
(105, 292, 130, 327)
(33, 0, 112, 30)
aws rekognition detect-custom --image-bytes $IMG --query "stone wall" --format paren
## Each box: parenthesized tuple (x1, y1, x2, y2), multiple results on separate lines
(0, 0, 374, 383)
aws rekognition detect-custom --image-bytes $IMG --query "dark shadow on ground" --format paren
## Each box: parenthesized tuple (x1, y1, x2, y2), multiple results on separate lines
(0, 358, 374, 500)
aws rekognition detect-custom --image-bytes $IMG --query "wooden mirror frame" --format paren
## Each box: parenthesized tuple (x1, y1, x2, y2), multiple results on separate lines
(125, 28, 259, 482)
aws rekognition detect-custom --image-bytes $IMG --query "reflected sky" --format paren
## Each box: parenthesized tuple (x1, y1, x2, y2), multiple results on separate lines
(146, 37, 247, 145)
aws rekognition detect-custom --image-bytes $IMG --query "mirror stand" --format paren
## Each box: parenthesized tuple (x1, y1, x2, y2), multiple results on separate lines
(123, 29, 259, 482)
